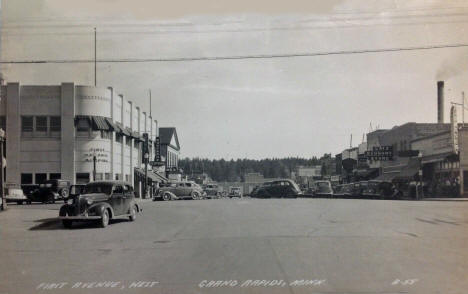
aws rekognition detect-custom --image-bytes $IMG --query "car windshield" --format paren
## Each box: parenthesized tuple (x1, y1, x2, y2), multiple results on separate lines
(81, 183, 113, 195)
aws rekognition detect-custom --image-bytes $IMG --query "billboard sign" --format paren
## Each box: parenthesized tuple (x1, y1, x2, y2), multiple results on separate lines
(365, 146, 393, 161)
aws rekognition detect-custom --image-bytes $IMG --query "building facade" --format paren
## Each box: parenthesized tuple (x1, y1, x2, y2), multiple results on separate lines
(0, 82, 162, 196)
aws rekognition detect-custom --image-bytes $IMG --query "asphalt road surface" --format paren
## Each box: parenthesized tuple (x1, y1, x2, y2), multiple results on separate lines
(1, 198, 468, 294)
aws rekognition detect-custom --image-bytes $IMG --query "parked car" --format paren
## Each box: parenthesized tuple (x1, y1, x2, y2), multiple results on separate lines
(254, 179, 302, 198)
(58, 181, 141, 228)
(5, 183, 29, 205)
(156, 181, 205, 201)
(21, 184, 40, 203)
(313, 181, 334, 197)
(29, 179, 71, 203)
(333, 184, 353, 198)
(203, 183, 221, 199)
(362, 180, 402, 199)
(228, 187, 243, 198)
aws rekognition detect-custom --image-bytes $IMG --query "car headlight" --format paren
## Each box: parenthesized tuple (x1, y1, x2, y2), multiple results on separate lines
(86, 199, 93, 205)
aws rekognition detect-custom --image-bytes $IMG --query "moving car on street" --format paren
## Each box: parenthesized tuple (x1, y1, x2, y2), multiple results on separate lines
(313, 180, 334, 197)
(253, 179, 302, 198)
(29, 179, 71, 203)
(156, 181, 205, 201)
(203, 183, 221, 199)
(58, 181, 141, 228)
(228, 187, 243, 198)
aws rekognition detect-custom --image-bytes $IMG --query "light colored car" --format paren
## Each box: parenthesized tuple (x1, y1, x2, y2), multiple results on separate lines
(157, 181, 206, 201)
(5, 183, 29, 205)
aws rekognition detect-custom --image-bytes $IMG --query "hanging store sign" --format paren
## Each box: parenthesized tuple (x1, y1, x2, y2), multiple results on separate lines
(365, 146, 393, 161)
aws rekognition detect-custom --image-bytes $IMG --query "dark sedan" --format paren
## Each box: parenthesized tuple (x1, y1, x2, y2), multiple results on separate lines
(253, 179, 302, 198)
(59, 181, 142, 228)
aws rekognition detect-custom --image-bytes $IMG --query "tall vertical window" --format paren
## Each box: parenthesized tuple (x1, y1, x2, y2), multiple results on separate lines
(21, 116, 33, 132)
(76, 118, 90, 132)
(35, 116, 48, 132)
(0, 116, 5, 130)
(50, 116, 61, 132)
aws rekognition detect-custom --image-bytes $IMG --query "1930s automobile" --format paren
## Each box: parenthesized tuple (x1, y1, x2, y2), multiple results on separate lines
(58, 181, 142, 228)
(156, 181, 206, 201)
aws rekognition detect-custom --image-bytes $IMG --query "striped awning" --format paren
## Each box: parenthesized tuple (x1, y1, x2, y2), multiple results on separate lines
(91, 116, 110, 131)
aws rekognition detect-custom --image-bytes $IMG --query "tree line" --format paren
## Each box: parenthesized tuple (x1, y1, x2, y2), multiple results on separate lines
(178, 157, 323, 182)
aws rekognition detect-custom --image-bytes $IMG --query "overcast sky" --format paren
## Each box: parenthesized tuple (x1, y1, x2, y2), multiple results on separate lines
(2, 0, 468, 159)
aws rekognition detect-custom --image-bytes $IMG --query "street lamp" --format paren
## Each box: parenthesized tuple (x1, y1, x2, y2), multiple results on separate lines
(417, 152, 423, 200)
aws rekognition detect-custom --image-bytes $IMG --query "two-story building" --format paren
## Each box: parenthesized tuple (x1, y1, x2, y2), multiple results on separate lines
(0, 82, 166, 197)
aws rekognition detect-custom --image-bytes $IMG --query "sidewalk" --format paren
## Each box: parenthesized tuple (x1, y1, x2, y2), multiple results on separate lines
(421, 197, 468, 201)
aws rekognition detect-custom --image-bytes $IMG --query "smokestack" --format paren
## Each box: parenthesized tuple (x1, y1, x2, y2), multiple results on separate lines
(437, 81, 444, 123)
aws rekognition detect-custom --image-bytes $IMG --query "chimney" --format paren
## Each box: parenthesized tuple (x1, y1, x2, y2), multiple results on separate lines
(437, 81, 444, 123)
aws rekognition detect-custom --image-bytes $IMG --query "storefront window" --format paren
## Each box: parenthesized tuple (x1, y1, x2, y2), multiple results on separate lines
(35, 173, 47, 184)
(76, 173, 90, 184)
(50, 116, 61, 132)
(49, 173, 61, 180)
(21, 116, 33, 133)
(21, 173, 33, 184)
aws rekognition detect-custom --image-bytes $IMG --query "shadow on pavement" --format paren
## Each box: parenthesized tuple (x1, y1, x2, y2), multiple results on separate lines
(29, 217, 132, 231)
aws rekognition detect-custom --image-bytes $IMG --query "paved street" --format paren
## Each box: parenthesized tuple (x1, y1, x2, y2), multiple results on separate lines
(1, 198, 468, 294)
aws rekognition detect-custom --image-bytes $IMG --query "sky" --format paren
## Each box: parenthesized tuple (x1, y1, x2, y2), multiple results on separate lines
(2, 0, 468, 159)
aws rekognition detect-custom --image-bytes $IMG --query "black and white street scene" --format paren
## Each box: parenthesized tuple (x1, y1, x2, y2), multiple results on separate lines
(1, 1, 468, 293)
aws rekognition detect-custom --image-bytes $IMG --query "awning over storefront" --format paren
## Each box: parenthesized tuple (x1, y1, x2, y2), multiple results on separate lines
(355, 168, 379, 178)
(134, 168, 168, 183)
(393, 157, 420, 182)
(422, 152, 458, 164)
(374, 172, 398, 182)
(115, 122, 131, 136)
(104, 118, 118, 131)
(91, 116, 110, 131)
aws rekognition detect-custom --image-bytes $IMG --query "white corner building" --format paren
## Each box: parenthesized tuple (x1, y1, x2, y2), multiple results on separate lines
(0, 82, 166, 197)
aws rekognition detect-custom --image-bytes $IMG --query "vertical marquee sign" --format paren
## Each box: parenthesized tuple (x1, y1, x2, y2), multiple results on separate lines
(155, 136, 161, 162)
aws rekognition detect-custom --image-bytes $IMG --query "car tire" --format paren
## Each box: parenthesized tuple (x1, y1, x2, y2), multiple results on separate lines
(62, 219, 73, 228)
(17, 201, 23, 205)
(162, 193, 171, 201)
(59, 189, 69, 200)
(191, 191, 200, 200)
(129, 205, 137, 222)
(100, 209, 110, 228)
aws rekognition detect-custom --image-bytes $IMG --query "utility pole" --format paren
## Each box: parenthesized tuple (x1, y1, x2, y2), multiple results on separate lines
(149, 89, 152, 117)
(93, 152, 97, 181)
(94, 27, 97, 87)
(0, 128, 5, 211)
(143, 133, 149, 199)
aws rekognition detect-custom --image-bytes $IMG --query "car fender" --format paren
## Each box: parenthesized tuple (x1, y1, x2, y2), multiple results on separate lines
(90, 203, 115, 218)
(59, 204, 74, 216)
(162, 190, 177, 200)
(129, 200, 142, 213)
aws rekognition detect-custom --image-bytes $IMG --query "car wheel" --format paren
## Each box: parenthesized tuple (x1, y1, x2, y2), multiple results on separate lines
(162, 193, 171, 201)
(17, 201, 23, 205)
(191, 191, 200, 200)
(60, 189, 69, 200)
(100, 209, 110, 228)
(62, 219, 73, 228)
(129, 205, 137, 221)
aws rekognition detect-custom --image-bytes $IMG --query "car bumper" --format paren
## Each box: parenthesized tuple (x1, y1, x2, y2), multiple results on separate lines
(58, 215, 102, 220)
